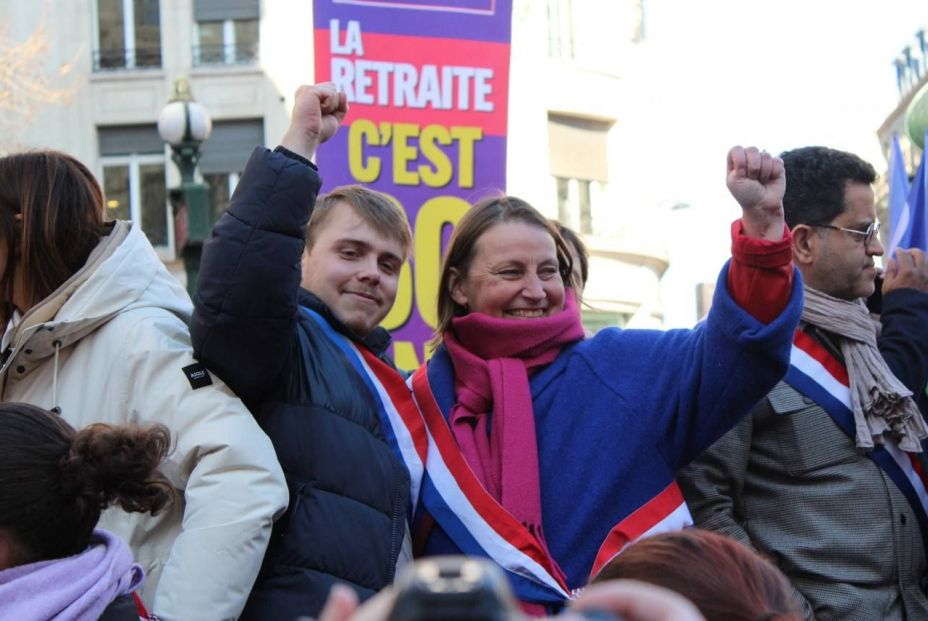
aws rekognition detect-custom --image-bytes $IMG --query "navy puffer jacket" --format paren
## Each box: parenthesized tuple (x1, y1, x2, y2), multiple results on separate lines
(191, 147, 410, 620)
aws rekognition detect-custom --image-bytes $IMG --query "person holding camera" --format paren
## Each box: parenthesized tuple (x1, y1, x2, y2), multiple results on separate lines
(316, 556, 707, 621)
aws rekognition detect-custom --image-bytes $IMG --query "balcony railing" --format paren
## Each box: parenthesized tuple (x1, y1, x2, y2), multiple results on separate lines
(93, 47, 162, 72)
(192, 43, 258, 67)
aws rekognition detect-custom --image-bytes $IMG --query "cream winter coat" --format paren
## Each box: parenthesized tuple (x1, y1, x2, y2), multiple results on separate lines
(0, 221, 288, 621)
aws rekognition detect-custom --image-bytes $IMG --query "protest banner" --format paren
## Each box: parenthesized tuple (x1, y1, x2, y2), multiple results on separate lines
(313, 0, 513, 370)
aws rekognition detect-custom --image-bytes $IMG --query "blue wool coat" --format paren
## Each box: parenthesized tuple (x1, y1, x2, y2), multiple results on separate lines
(422, 263, 803, 589)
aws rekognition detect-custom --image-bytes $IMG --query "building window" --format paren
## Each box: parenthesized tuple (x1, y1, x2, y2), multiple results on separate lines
(98, 125, 171, 250)
(94, 0, 161, 71)
(193, 0, 260, 66)
(198, 119, 264, 218)
(546, 0, 575, 59)
(102, 157, 168, 247)
(556, 177, 594, 235)
(194, 20, 258, 65)
(204, 172, 240, 221)
(548, 113, 612, 235)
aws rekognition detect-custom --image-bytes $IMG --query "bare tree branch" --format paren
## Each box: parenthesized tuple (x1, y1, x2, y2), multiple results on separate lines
(0, 7, 77, 149)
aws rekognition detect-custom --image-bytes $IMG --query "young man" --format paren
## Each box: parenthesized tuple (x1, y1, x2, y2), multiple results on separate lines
(191, 84, 413, 619)
(680, 146, 928, 621)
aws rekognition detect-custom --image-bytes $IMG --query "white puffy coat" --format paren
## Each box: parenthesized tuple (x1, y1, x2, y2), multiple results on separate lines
(0, 221, 288, 621)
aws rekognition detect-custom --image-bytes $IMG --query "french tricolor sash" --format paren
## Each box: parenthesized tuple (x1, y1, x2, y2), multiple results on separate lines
(301, 309, 570, 603)
(408, 360, 572, 605)
(304, 311, 694, 604)
(787, 329, 928, 550)
(588, 482, 693, 579)
(409, 350, 694, 602)
(300, 308, 426, 518)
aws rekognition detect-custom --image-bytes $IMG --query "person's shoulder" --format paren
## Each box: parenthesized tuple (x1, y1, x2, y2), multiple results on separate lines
(883, 287, 928, 312)
(97, 306, 191, 350)
(575, 326, 664, 352)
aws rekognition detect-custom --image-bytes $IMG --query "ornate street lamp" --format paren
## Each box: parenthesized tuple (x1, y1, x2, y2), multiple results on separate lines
(158, 77, 212, 295)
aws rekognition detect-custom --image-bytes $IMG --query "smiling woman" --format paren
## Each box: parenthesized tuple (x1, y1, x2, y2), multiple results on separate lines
(409, 147, 803, 613)
(433, 195, 575, 338)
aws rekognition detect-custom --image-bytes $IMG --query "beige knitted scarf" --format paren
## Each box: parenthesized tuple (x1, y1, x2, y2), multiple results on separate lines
(802, 285, 928, 452)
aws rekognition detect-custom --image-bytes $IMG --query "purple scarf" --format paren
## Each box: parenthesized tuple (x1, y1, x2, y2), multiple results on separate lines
(443, 292, 585, 556)
(0, 529, 144, 621)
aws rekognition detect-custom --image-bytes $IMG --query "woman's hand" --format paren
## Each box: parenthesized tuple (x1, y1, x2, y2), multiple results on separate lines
(727, 146, 786, 242)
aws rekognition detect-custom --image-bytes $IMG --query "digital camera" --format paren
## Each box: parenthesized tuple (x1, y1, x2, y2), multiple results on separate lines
(385, 556, 621, 621)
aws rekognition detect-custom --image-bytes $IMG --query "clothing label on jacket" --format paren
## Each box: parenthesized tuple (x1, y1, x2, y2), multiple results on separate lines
(182, 363, 213, 389)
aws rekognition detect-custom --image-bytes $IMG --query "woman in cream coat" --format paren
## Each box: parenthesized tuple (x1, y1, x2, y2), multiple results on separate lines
(0, 151, 288, 621)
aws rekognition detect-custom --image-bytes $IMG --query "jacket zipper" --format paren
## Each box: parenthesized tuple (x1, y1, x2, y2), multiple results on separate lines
(386, 466, 406, 581)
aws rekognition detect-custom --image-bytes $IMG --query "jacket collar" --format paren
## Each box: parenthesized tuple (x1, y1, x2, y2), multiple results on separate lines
(298, 289, 392, 358)
(1, 221, 191, 380)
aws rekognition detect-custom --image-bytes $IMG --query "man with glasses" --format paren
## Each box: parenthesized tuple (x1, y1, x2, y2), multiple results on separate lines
(681, 146, 928, 621)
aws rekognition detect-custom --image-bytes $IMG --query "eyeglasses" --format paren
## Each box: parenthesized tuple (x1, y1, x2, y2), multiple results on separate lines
(812, 221, 881, 246)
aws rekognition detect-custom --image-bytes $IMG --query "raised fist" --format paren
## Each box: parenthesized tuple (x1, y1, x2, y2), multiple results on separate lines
(727, 146, 786, 241)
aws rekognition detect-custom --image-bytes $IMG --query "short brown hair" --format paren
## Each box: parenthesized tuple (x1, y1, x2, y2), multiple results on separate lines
(0, 151, 106, 323)
(432, 195, 575, 345)
(307, 185, 412, 259)
(593, 529, 804, 621)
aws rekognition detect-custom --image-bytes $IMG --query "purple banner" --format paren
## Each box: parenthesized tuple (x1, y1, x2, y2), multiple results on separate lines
(314, 0, 513, 370)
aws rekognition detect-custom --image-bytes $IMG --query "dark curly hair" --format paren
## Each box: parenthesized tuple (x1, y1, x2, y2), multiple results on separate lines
(779, 146, 877, 228)
(0, 402, 174, 565)
(593, 529, 805, 621)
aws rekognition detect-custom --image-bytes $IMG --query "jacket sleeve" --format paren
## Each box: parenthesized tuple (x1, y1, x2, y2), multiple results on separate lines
(677, 412, 757, 548)
(677, 403, 815, 621)
(642, 261, 803, 470)
(191, 147, 321, 403)
(878, 288, 928, 403)
(726, 220, 793, 323)
(116, 310, 288, 621)
(578, 261, 802, 473)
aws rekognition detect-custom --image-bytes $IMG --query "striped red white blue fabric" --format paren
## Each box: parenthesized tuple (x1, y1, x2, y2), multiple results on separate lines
(303, 307, 698, 604)
(588, 482, 693, 579)
(787, 329, 928, 541)
(303, 308, 569, 603)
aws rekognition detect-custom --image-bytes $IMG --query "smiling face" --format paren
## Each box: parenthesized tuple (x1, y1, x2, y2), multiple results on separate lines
(802, 182, 883, 301)
(300, 202, 405, 336)
(449, 220, 566, 319)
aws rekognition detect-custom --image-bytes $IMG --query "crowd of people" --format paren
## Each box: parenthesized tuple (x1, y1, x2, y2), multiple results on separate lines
(0, 81, 926, 621)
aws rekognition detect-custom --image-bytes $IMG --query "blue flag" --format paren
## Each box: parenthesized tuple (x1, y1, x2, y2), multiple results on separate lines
(886, 134, 912, 255)
(888, 131, 928, 254)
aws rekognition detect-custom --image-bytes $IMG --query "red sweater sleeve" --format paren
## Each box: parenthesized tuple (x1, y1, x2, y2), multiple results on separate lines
(727, 219, 793, 323)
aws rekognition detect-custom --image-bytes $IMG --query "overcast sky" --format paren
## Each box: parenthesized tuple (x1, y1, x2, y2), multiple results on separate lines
(637, 0, 927, 326)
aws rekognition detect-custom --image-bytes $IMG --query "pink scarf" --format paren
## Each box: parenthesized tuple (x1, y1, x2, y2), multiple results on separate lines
(443, 292, 585, 553)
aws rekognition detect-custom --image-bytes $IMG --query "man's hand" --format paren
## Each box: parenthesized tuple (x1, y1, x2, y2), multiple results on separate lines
(280, 83, 348, 161)
(883, 248, 928, 295)
(727, 146, 786, 241)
